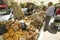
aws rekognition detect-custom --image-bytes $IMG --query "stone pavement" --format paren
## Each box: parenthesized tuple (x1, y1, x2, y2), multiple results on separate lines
(0, 36, 3, 40)
(38, 26, 60, 40)
(42, 31, 60, 40)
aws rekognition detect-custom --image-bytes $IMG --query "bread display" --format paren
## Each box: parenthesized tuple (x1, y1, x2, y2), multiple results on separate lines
(1, 19, 38, 40)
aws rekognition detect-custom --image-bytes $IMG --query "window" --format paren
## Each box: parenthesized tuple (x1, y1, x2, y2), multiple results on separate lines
(0, 9, 11, 15)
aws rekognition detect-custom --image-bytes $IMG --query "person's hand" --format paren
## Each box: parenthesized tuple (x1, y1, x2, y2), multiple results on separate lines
(29, 12, 32, 13)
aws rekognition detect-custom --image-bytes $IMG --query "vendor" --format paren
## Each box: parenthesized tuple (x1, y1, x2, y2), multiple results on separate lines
(44, 2, 55, 31)
(25, 4, 33, 16)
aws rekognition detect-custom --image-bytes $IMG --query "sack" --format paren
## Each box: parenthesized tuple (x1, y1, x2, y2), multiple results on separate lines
(48, 23, 57, 34)
(21, 23, 27, 31)
(0, 25, 8, 35)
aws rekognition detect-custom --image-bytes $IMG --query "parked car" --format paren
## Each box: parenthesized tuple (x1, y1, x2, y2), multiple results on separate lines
(0, 2, 14, 22)
(0, 9, 14, 22)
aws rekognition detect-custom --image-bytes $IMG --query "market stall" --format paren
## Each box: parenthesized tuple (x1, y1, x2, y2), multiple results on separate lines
(0, 0, 47, 40)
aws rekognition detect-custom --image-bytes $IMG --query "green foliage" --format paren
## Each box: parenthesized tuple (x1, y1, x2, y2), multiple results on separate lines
(20, 3, 26, 8)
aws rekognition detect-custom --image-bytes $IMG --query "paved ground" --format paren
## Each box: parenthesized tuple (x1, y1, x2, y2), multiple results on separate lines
(42, 31, 60, 40)
(38, 26, 60, 40)
(0, 36, 3, 40)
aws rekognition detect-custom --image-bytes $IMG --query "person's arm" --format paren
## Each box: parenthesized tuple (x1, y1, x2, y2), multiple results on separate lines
(46, 7, 50, 16)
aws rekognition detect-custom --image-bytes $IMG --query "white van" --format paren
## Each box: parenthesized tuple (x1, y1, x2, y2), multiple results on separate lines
(0, 9, 14, 22)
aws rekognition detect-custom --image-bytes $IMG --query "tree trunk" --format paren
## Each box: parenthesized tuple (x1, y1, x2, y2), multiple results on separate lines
(12, 2, 25, 20)
(5, 0, 25, 20)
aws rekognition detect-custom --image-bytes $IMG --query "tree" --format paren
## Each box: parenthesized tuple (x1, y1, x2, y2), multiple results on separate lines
(10, 2, 25, 20)
(5, 0, 25, 20)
